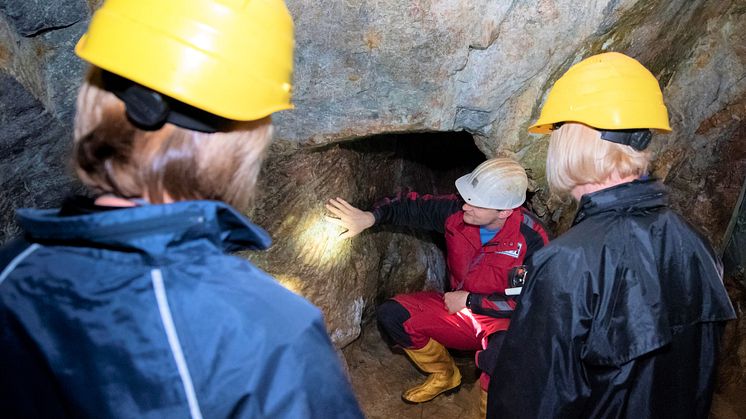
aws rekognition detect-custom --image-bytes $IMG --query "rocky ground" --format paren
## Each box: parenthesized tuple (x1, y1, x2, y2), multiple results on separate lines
(344, 321, 482, 419)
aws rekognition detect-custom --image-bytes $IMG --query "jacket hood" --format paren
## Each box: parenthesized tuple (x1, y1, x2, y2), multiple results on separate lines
(574, 178, 667, 225)
(16, 200, 271, 255)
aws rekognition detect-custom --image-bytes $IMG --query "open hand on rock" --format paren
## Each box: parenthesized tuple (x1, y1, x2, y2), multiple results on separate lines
(325, 197, 375, 239)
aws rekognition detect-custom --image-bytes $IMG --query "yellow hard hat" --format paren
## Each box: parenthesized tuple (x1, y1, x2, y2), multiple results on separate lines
(75, 0, 294, 122)
(529, 52, 671, 134)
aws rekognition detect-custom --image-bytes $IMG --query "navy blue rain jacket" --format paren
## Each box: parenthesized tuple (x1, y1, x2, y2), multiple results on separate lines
(487, 179, 736, 419)
(0, 200, 363, 419)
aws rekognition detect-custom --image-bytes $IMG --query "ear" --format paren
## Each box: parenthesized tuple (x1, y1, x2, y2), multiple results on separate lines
(498, 209, 514, 219)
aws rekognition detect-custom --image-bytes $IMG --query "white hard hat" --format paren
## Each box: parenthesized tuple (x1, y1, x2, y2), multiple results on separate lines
(455, 158, 528, 209)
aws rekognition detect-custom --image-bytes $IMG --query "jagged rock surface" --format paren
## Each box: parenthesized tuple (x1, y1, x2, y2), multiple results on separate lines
(244, 133, 484, 347)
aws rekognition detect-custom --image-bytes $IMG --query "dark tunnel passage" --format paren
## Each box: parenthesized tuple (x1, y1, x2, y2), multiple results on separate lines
(249, 130, 489, 319)
(336, 130, 487, 201)
(335, 131, 489, 302)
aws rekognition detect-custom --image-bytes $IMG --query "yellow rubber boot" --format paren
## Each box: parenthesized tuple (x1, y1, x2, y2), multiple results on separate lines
(480, 388, 487, 418)
(402, 339, 462, 403)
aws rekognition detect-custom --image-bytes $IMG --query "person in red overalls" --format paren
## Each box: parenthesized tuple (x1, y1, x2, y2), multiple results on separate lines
(326, 157, 550, 416)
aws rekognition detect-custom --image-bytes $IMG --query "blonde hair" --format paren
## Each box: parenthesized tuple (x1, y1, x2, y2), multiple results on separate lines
(73, 69, 272, 212)
(546, 123, 650, 196)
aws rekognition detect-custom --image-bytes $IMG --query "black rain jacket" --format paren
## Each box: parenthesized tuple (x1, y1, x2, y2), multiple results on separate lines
(487, 179, 735, 419)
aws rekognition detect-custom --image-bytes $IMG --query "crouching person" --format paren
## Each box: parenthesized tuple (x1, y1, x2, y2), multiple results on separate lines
(326, 158, 549, 417)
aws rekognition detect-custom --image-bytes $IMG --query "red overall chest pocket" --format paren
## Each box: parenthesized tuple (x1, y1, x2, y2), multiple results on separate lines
(464, 241, 524, 294)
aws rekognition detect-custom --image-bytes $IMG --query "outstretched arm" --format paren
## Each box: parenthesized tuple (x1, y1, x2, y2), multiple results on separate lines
(326, 193, 463, 238)
(325, 197, 375, 239)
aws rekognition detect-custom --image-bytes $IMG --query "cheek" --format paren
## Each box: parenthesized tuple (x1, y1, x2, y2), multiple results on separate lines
(472, 210, 487, 220)
(463, 212, 481, 225)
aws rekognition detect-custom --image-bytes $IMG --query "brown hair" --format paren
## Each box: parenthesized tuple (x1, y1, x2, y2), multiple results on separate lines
(546, 123, 651, 196)
(73, 69, 272, 211)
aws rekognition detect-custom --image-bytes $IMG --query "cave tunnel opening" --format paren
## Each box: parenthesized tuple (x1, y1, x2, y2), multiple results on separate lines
(336, 130, 487, 302)
(337, 130, 487, 204)
(251, 129, 488, 328)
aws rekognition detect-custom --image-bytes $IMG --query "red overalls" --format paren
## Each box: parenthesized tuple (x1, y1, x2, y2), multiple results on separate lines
(392, 208, 532, 390)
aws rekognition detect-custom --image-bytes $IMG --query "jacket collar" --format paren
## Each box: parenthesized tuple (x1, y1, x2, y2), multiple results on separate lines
(573, 178, 668, 225)
(16, 200, 271, 255)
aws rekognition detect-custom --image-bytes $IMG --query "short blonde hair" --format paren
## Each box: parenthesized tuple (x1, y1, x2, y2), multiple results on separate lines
(73, 69, 272, 212)
(546, 123, 650, 196)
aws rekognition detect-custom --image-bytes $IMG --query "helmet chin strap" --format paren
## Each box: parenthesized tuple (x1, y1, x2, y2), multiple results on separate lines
(553, 122, 652, 151)
(599, 129, 652, 151)
(100, 70, 232, 133)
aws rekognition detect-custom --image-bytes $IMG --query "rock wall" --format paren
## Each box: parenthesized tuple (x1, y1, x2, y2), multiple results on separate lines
(724, 182, 746, 283)
(0, 1, 89, 240)
(1, 0, 744, 351)
(245, 133, 484, 346)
